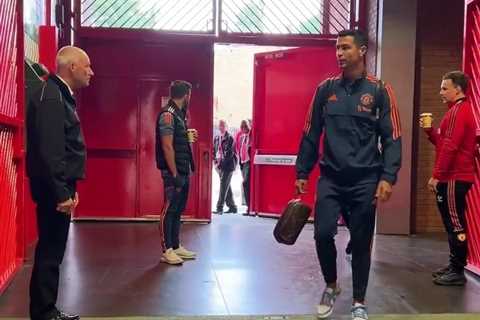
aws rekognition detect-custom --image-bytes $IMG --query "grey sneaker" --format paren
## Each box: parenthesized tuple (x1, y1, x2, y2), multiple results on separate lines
(317, 286, 341, 318)
(351, 303, 368, 320)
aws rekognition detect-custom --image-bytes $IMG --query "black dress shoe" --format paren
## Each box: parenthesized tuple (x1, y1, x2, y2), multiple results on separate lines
(225, 207, 237, 213)
(50, 311, 80, 320)
(213, 210, 223, 215)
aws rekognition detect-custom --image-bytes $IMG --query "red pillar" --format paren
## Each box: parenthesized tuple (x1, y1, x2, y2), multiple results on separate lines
(39, 25, 57, 73)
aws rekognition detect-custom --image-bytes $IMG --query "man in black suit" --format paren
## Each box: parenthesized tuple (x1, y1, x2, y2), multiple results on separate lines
(26, 46, 94, 320)
(213, 119, 238, 214)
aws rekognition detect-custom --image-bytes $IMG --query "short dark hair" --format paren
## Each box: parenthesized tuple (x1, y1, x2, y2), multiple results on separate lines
(170, 80, 192, 99)
(442, 71, 469, 93)
(338, 29, 368, 49)
(240, 120, 249, 129)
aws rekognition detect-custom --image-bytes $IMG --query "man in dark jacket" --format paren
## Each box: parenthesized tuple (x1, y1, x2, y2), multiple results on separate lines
(155, 80, 197, 265)
(213, 119, 237, 214)
(295, 30, 402, 320)
(26, 46, 94, 320)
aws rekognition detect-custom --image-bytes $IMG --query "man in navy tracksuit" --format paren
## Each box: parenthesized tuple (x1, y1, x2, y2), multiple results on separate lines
(295, 30, 402, 320)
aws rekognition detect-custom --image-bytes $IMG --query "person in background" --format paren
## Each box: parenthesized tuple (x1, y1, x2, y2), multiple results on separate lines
(421, 71, 477, 286)
(213, 119, 238, 214)
(235, 120, 252, 213)
(234, 125, 246, 206)
(155, 80, 197, 265)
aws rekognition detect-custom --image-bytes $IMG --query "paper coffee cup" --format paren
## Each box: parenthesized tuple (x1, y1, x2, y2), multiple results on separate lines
(420, 113, 433, 128)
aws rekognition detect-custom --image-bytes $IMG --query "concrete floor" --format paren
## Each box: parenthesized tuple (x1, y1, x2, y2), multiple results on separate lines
(1, 215, 480, 319)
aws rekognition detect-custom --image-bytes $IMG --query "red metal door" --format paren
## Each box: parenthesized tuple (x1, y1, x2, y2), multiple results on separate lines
(0, 0, 25, 294)
(250, 46, 338, 217)
(74, 36, 213, 220)
(138, 80, 168, 217)
(463, 0, 480, 275)
(75, 73, 139, 218)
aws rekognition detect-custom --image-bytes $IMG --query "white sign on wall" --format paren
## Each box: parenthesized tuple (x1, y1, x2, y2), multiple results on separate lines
(253, 154, 297, 166)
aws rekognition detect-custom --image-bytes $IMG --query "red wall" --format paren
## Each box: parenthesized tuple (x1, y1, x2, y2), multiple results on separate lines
(463, 0, 480, 275)
(0, 0, 25, 294)
(74, 32, 213, 220)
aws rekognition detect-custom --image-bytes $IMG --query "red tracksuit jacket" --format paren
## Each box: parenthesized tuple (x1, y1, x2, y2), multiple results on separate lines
(426, 98, 477, 183)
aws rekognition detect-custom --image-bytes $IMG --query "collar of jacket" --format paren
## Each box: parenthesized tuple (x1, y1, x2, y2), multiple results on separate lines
(49, 74, 76, 105)
(339, 70, 368, 87)
(167, 99, 187, 119)
(220, 131, 231, 141)
(447, 97, 467, 109)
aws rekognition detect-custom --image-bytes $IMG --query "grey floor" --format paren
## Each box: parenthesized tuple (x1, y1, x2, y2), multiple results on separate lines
(1, 215, 480, 319)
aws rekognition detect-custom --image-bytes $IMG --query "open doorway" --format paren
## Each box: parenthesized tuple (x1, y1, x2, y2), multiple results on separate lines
(212, 43, 290, 216)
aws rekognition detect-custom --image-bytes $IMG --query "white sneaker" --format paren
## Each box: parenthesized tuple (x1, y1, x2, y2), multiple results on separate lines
(174, 246, 196, 260)
(161, 248, 184, 265)
(317, 286, 341, 318)
(351, 303, 368, 320)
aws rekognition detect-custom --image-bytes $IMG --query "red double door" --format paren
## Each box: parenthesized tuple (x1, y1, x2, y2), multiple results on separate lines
(74, 38, 213, 220)
(74, 37, 337, 220)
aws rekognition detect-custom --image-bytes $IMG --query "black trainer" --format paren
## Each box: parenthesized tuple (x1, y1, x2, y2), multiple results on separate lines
(433, 269, 466, 286)
(432, 265, 451, 278)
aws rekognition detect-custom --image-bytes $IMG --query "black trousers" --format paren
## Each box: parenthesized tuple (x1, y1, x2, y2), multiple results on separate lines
(314, 176, 377, 302)
(216, 169, 236, 211)
(240, 161, 250, 207)
(160, 173, 189, 250)
(436, 180, 472, 272)
(29, 179, 76, 320)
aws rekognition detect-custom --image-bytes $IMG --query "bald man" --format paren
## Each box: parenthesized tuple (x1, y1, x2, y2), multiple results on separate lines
(213, 119, 238, 214)
(26, 46, 93, 320)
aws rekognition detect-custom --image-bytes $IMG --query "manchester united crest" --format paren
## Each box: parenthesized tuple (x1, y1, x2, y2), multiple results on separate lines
(357, 93, 374, 113)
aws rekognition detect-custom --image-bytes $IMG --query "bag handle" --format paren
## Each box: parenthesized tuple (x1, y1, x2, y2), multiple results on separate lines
(294, 184, 308, 201)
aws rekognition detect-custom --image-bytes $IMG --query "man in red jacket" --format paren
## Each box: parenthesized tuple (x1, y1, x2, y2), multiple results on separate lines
(421, 71, 477, 286)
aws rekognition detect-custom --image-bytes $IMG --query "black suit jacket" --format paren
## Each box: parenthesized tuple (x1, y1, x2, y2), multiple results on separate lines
(26, 74, 86, 202)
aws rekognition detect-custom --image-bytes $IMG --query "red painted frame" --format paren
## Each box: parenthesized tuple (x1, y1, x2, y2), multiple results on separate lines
(0, 0, 25, 295)
(74, 0, 367, 47)
(217, 0, 366, 46)
(463, 0, 480, 276)
(45, 0, 51, 25)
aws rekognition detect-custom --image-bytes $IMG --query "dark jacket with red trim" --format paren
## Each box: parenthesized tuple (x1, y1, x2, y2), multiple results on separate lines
(296, 74, 402, 185)
(426, 98, 477, 183)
